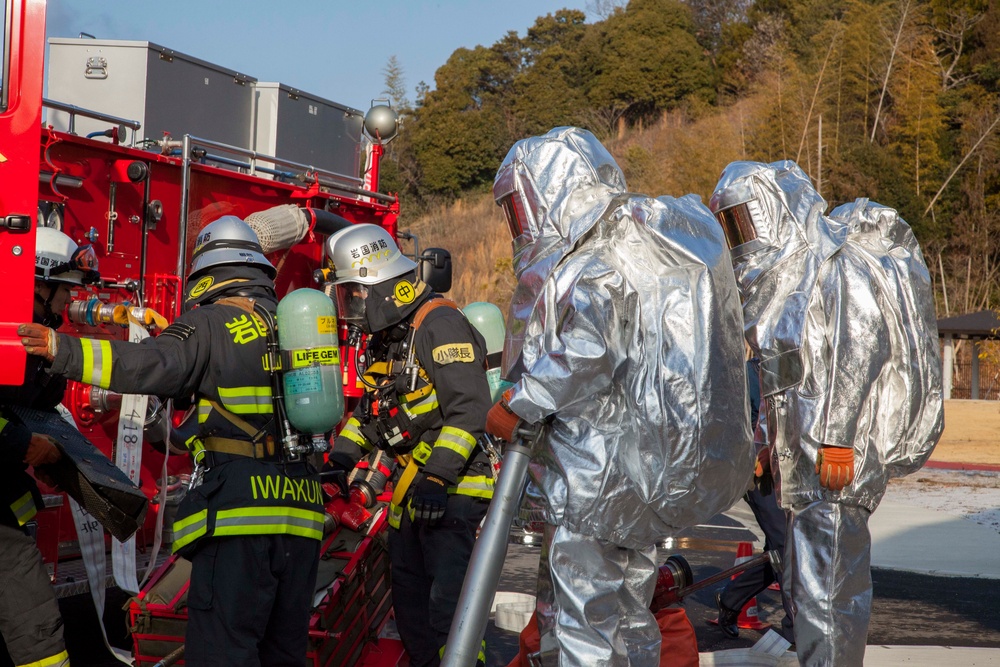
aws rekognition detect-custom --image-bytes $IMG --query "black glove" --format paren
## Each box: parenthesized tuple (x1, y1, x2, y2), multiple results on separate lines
(408, 474, 449, 526)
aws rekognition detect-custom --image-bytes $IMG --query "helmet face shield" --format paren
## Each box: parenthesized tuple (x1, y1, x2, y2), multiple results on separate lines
(334, 282, 369, 327)
(714, 202, 759, 250)
(498, 194, 529, 241)
(70, 244, 101, 284)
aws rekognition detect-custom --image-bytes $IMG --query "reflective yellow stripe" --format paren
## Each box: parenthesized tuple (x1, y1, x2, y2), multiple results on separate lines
(172, 509, 208, 551)
(11, 492, 37, 526)
(453, 474, 494, 499)
(388, 503, 403, 529)
(436, 426, 476, 460)
(80, 338, 112, 388)
(402, 391, 439, 417)
(214, 507, 323, 540)
(340, 418, 372, 451)
(0, 417, 9, 431)
(16, 648, 70, 667)
(218, 386, 273, 415)
(197, 400, 212, 424)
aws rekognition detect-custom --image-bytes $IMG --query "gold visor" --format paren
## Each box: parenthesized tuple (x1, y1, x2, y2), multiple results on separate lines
(714, 203, 758, 249)
(499, 195, 528, 240)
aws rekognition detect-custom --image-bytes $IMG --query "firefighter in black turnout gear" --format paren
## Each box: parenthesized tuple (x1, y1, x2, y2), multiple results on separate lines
(0, 227, 94, 667)
(19, 216, 324, 667)
(324, 223, 494, 667)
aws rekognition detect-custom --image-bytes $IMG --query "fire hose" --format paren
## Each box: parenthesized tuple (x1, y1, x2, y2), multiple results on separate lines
(151, 645, 184, 667)
(441, 434, 534, 667)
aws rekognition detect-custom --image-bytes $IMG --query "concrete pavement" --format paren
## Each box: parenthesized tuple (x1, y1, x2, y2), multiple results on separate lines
(710, 471, 1000, 665)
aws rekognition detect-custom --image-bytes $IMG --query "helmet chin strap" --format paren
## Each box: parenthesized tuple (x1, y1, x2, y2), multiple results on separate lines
(34, 289, 64, 328)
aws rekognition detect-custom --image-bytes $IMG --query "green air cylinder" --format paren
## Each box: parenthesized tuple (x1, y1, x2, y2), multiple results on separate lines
(276, 288, 344, 434)
(462, 301, 511, 402)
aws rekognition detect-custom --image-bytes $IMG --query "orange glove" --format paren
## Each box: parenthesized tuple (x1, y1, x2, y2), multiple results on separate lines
(754, 446, 773, 496)
(25, 434, 62, 467)
(815, 446, 855, 491)
(485, 388, 522, 443)
(18, 323, 58, 362)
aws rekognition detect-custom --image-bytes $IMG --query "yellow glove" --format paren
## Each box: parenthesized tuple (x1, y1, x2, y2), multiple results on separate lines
(815, 446, 855, 491)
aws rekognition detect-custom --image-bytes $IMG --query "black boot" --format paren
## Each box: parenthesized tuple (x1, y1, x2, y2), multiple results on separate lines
(716, 592, 740, 639)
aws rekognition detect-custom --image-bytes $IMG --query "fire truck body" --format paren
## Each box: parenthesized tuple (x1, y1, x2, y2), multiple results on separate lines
(3, 1, 406, 664)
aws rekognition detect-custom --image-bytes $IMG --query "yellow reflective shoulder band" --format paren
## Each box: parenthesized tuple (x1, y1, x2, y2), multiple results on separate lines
(172, 509, 208, 552)
(435, 426, 476, 460)
(10, 491, 37, 526)
(80, 338, 113, 388)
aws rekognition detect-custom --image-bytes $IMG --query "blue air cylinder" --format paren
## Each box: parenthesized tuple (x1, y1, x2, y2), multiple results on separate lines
(276, 288, 344, 434)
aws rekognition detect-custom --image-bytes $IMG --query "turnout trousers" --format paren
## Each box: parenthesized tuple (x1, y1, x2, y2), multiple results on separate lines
(184, 534, 320, 667)
(389, 494, 489, 667)
(0, 523, 68, 667)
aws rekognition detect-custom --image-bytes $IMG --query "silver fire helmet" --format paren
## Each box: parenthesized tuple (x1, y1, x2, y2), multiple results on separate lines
(189, 215, 275, 278)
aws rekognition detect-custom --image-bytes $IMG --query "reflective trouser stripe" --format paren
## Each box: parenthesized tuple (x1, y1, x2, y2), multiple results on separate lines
(217, 386, 273, 415)
(16, 648, 70, 667)
(339, 417, 373, 451)
(11, 492, 37, 526)
(436, 426, 477, 460)
(197, 400, 212, 424)
(214, 507, 324, 540)
(80, 338, 112, 388)
(172, 509, 208, 552)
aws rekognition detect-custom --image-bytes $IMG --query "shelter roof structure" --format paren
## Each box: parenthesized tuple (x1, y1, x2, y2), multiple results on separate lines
(937, 310, 1000, 340)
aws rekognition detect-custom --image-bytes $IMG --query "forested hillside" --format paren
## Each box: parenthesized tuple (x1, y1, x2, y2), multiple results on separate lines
(385, 0, 999, 316)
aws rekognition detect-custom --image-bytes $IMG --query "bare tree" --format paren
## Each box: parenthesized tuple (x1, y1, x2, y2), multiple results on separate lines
(870, 0, 913, 143)
(585, 0, 626, 21)
(924, 107, 1000, 217)
(932, 8, 984, 91)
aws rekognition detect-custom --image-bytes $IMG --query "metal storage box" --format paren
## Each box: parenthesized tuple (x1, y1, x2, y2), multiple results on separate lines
(47, 38, 256, 150)
(255, 82, 364, 181)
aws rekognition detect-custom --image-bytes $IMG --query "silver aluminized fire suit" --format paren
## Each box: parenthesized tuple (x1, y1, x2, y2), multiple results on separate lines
(709, 161, 944, 666)
(493, 127, 753, 666)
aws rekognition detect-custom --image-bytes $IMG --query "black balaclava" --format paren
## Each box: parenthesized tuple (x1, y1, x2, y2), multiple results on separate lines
(183, 265, 277, 311)
(35, 282, 66, 328)
(362, 270, 432, 334)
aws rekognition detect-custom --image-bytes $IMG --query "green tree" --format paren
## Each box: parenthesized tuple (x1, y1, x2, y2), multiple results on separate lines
(585, 0, 716, 123)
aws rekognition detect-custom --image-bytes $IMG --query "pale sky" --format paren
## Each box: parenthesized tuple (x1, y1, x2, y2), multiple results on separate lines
(45, 0, 598, 112)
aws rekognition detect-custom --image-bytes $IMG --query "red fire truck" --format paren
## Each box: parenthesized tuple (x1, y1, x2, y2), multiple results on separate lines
(1, 1, 420, 664)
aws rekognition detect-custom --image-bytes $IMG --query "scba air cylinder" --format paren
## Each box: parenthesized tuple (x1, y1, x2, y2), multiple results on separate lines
(276, 288, 345, 435)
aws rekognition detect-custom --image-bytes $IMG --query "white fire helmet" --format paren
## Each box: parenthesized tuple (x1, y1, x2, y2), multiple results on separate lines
(35, 227, 100, 286)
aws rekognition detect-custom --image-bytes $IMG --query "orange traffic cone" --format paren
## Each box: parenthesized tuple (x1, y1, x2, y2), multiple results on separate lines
(732, 542, 768, 631)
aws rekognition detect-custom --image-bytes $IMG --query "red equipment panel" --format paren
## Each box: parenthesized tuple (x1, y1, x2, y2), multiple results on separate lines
(0, 0, 46, 385)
